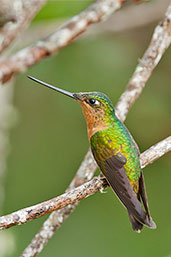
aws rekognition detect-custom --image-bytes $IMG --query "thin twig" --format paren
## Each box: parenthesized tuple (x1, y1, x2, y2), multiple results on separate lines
(140, 136, 171, 169)
(0, 0, 121, 256)
(20, 3, 171, 256)
(0, 136, 170, 231)
(93, 0, 170, 33)
(0, 176, 105, 230)
(115, 2, 171, 121)
(21, 149, 97, 257)
(0, 0, 121, 84)
(0, 0, 47, 55)
(0, 0, 46, 213)
(21, 140, 171, 257)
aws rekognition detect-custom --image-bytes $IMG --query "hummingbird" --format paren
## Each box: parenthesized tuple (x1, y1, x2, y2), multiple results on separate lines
(27, 75, 156, 232)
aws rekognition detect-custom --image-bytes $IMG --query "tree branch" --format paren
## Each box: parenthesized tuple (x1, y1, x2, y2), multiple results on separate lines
(93, 0, 170, 33)
(0, 0, 122, 84)
(0, 82, 16, 257)
(115, 2, 171, 121)
(0, 136, 170, 231)
(140, 136, 171, 169)
(19, 3, 171, 256)
(0, 177, 105, 231)
(20, 138, 171, 257)
(0, 0, 46, 55)
(20, 149, 96, 257)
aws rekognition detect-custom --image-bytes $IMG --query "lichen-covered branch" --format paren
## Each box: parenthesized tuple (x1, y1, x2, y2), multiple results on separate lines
(94, 0, 170, 33)
(0, 136, 171, 231)
(21, 149, 97, 257)
(19, 3, 171, 256)
(0, 176, 105, 230)
(115, 2, 171, 122)
(20, 140, 171, 257)
(140, 136, 171, 169)
(0, 0, 17, 27)
(0, 0, 122, 84)
(0, 0, 46, 54)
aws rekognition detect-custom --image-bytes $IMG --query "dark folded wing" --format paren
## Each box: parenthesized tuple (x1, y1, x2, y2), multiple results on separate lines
(138, 171, 150, 218)
(92, 148, 148, 225)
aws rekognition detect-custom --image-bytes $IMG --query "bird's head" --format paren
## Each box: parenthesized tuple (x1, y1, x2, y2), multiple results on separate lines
(27, 76, 116, 139)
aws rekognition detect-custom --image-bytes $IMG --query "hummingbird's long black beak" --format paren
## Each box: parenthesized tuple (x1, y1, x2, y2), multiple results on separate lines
(27, 75, 79, 100)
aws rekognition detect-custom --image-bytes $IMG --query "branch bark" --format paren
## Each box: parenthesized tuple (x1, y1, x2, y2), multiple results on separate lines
(0, 177, 105, 230)
(0, 136, 170, 231)
(21, 149, 97, 257)
(0, 82, 16, 212)
(0, 82, 16, 257)
(115, 2, 171, 121)
(19, 3, 171, 256)
(93, 0, 170, 33)
(0, 0, 46, 55)
(0, 0, 121, 84)
(140, 136, 171, 169)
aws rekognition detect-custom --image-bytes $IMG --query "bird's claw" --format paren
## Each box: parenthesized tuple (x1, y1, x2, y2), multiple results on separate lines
(99, 173, 109, 191)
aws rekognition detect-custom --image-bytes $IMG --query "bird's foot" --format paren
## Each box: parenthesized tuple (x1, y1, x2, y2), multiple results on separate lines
(99, 173, 109, 193)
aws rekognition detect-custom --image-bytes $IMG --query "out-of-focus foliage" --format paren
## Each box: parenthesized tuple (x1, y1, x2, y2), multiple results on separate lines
(3, 2, 171, 257)
(34, 0, 93, 20)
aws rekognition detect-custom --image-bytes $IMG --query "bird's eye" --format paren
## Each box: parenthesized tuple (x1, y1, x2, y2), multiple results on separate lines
(86, 98, 100, 106)
(89, 98, 96, 105)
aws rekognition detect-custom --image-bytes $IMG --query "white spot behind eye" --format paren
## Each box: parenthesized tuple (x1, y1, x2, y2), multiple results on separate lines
(86, 98, 101, 106)
(94, 100, 100, 105)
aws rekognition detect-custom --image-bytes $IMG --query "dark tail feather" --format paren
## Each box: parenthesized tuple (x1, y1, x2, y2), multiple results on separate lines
(128, 212, 143, 233)
(128, 211, 156, 233)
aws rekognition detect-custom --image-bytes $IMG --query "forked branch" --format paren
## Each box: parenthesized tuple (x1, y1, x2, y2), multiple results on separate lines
(20, 3, 171, 256)
(0, 136, 170, 231)
(115, 2, 171, 121)
(0, 0, 46, 55)
(0, 0, 122, 83)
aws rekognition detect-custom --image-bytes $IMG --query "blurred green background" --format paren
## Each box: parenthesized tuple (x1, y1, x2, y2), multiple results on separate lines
(2, 1, 171, 256)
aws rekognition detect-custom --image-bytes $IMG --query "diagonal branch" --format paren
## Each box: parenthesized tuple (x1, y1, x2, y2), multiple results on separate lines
(0, 0, 122, 84)
(0, 0, 47, 55)
(115, 2, 171, 121)
(19, 3, 171, 256)
(20, 149, 97, 257)
(0, 136, 170, 231)
(0, 177, 105, 230)
(140, 136, 171, 169)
